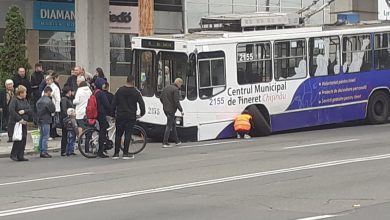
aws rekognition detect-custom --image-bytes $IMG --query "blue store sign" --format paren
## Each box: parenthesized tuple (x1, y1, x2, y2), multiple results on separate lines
(33, 1, 75, 32)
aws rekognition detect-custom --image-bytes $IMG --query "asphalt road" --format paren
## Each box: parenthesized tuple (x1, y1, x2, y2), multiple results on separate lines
(0, 122, 390, 220)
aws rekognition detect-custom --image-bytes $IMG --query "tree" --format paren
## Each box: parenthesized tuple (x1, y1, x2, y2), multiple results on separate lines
(0, 5, 30, 87)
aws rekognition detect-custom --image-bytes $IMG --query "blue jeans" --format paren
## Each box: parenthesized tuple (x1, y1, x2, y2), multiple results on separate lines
(39, 124, 50, 154)
(66, 131, 76, 154)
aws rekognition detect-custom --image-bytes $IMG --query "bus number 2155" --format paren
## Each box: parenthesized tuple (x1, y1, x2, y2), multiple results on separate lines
(209, 97, 225, 106)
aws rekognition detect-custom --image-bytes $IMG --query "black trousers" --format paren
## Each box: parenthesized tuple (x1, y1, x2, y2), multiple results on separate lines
(10, 125, 27, 159)
(98, 117, 109, 154)
(7, 122, 15, 141)
(114, 119, 135, 155)
(163, 112, 179, 145)
(61, 126, 68, 154)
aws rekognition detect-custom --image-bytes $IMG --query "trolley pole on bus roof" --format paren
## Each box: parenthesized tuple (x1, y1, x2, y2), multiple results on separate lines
(139, 0, 154, 36)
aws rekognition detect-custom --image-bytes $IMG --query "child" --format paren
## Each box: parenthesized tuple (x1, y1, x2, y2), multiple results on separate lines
(234, 110, 252, 139)
(63, 108, 79, 156)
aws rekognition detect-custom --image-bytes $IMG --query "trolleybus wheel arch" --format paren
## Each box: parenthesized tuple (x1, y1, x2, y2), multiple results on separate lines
(367, 91, 390, 124)
(246, 105, 271, 136)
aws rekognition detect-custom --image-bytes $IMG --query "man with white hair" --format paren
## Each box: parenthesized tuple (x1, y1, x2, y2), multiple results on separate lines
(0, 79, 14, 141)
(160, 78, 184, 148)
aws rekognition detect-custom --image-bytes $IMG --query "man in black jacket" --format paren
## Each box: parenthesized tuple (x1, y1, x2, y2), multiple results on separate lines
(160, 78, 184, 148)
(36, 86, 56, 158)
(112, 75, 145, 159)
(13, 67, 31, 98)
(95, 77, 111, 158)
(64, 66, 81, 94)
(30, 63, 45, 124)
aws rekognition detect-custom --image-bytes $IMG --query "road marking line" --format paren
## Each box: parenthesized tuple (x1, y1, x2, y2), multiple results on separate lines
(178, 140, 253, 149)
(0, 172, 93, 187)
(296, 215, 338, 220)
(1, 154, 390, 217)
(283, 139, 359, 150)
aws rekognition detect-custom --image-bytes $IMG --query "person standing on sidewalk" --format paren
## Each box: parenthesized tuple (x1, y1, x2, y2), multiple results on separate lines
(160, 78, 184, 148)
(30, 63, 45, 124)
(44, 73, 61, 139)
(60, 86, 74, 156)
(73, 80, 92, 136)
(94, 77, 111, 158)
(36, 86, 56, 158)
(12, 67, 31, 99)
(1, 80, 14, 141)
(112, 75, 145, 160)
(65, 66, 82, 93)
(63, 108, 78, 156)
(9, 85, 32, 162)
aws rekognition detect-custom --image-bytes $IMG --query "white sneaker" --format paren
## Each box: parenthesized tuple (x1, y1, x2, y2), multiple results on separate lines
(244, 134, 251, 139)
(48, 137, 53, 141)
(112, 154, 119, 160)
(123, 154, 135, 160)
(162, 144, 173, 148)
(175, 142, 182, 146)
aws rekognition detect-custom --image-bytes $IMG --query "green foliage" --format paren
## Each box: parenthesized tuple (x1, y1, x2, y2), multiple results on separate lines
(0, 5, 30, 87)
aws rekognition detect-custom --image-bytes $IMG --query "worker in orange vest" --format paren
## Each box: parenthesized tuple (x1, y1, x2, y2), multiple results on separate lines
(234, 110, 252, 139)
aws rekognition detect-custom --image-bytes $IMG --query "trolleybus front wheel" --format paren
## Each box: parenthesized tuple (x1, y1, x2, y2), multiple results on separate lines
(367, 91, 389, 124)
(247, 105, 271, 136)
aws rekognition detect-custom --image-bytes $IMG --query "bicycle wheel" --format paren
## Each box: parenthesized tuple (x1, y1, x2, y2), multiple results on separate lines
(129, 125, 147, 154)
(118, 125, 147, 155)
(78, 128, 99, 158)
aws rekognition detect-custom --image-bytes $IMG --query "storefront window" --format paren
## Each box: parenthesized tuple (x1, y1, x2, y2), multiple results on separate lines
(110, 33, 134, 76)
(39, 31, 75, 75)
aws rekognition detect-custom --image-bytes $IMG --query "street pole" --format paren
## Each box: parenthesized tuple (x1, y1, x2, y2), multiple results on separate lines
(182, 0, 188, 34)
(256, 0, 259, 12)
(266, 0, 270, 12)
(279, 0, 282, 12)
(139, 0, 154, 36)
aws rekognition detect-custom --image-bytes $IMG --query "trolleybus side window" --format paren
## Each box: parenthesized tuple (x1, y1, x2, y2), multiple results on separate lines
(374, 32, 390, 70)
(309, 36, 341, 77)
(156, 52, 188, 100)
(237, 42, 272, 84)
(135, 50, 156, 97)
(342, 34, 372, 73)
(187, 53, 197, 101)
(198, 51, 226, 99)
(274, 39, 307, 80)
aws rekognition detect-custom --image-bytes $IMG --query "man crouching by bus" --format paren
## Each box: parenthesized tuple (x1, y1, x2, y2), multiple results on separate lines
(234, 110, 252, 139)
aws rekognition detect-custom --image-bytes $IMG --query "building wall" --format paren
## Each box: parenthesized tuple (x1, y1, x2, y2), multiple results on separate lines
(331, 0, 378, 21)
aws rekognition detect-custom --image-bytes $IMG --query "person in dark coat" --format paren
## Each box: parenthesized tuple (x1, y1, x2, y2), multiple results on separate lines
(64, 66, 81, 94)
(112, 75, 145, 159)
(0, 80, 14, 135)
(9, 85, 32, 162)
(36, 86, 56, 158)
(95, 77, 111, 158)
(60, 86, 74, 156)
(102, 82, 114, 105)
(12, 67, 31, 99)
(30, 63, 45, 100)
(30, 63, 45, 125)
(160, 78, 184, 148)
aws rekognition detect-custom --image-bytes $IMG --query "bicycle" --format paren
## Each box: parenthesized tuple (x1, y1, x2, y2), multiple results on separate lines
(78, 118, 147, 158)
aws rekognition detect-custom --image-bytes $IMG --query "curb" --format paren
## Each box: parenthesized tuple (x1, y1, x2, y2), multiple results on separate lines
(0, 147, 61, 158)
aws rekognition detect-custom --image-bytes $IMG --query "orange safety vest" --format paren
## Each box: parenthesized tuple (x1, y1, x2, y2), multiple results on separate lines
(234, 114, 252, 132)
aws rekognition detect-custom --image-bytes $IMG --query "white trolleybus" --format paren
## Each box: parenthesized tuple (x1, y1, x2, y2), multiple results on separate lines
(132, 13, 390, 141)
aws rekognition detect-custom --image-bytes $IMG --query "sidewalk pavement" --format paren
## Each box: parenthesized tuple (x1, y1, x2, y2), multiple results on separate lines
(0, 130, 61, 158)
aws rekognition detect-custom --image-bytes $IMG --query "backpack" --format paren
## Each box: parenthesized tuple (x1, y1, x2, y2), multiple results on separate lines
(86, 89, 100, 125)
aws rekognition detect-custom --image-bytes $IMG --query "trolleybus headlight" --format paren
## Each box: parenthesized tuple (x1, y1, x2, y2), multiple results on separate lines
(176, 116, 183, 126)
